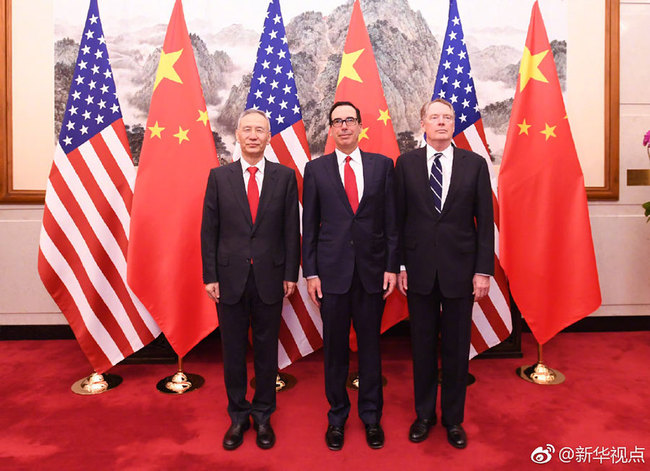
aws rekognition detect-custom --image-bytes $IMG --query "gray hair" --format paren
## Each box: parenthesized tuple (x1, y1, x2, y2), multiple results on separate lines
(420, 98, 455, 120)
(236, 108, 271, 130)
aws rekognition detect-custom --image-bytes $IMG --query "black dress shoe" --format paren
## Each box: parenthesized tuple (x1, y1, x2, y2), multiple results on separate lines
(446, 424, 467, 449)
(409, 417, 435, 443)
(325, 425, 344, 451)
(365, 423, 385, 449)
(223, 420, 250, 450)
(254, 422, 276, 449)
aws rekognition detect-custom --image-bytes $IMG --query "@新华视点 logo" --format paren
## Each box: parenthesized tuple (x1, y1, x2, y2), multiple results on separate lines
(531, 445, 555, 464)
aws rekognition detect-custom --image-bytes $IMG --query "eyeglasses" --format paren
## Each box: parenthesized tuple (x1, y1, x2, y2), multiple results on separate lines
(330, 117, 358, 127)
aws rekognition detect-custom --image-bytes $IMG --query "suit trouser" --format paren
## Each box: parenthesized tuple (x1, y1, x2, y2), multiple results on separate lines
(407, 277, 473, 426)
(217, 267, 282, 425)
(320, 268, 384, 426)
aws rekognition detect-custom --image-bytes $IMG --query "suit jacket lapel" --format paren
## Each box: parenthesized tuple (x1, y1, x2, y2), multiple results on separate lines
(357, 151, 376, 213)
(323, 152, 355, 215)
(416, 147, 438, 216)
(228, 159, 253, 227)
(252, 159, 277, 233)
(442, 147, 465, 217)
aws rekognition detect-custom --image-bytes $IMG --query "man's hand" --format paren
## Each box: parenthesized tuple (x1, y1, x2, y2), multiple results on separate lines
(283, 281, 296, 298)
(397, 270, 408, 296)
(383, 272, 397, 300)
(472, 274, 490, 301)
(306, 277, 323, 308)
(205, 282, 220, 303)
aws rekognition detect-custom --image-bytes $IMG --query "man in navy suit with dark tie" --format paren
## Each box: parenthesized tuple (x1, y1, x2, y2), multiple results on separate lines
(302, 101, 399, 451)
(201, 109, 300, 451)
(395, 98, 494, 450)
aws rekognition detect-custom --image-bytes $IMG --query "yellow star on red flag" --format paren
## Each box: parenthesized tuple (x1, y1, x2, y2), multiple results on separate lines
(358, 127, 369, 141)
(148, 121, 165, 139)
(173, 126, 189, 144)
(197, 109, 209, 126)
(377, 109, 391, 126)
(517, 118, 531, 135)
(540, 123, 557, 141)
(519, 46, 548, 92)
(337, 49, 364, 86)
(153, 48, 183, 91)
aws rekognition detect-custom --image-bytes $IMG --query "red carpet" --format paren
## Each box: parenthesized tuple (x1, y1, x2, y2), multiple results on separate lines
(1, 331, 649, 470)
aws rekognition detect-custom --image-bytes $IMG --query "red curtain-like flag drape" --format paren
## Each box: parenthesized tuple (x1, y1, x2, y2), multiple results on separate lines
(498, 1, 601, 345)
(127, 0, 220, 358)
(326, 0, 408, 347)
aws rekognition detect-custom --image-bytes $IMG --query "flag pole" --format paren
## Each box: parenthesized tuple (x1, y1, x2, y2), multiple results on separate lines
(71, 371, 122, 395)
(517, 342, 565, 385)
(156, 355, 205, 394)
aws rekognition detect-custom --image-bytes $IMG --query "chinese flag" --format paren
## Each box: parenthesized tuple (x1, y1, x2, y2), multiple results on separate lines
(498, 1, 601, 345)
(127, 0, 219, 358)
(326, 0, 407, 343)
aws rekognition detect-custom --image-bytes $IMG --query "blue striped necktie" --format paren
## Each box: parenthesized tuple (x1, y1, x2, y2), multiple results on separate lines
(430, 152, 443, 213)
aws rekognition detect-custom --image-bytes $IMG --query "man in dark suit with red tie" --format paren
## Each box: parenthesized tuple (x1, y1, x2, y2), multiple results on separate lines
(302, 101, 399, 451)
(200, 109, 300, 451)
(395, 98, 494, 449)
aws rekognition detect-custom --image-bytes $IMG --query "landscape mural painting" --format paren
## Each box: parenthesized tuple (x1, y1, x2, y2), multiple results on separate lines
(54, 0, 568, 166)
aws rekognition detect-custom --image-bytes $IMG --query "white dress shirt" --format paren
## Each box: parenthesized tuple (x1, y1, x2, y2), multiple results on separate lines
(241, 157, 265, 194)
(426, 143, 453, 210)
(335, 147, 364, 201)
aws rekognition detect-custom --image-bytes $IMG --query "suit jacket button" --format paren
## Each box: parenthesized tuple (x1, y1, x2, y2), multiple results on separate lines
(350, 240, 354, 246)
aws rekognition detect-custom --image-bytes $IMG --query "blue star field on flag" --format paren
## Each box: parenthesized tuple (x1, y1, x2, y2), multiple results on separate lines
(432, 0, 481, 136)
(59, 0, 122, 154)
(245, 0, 302, 136)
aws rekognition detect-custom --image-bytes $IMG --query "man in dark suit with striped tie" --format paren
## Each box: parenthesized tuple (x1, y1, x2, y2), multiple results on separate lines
(302, 101, 399, 451)
(201, 109, 300, 451)
(395, 98, 494, 449)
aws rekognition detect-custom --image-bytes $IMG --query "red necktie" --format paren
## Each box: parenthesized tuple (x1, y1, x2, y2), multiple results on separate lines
(344, 156, 359, 213)
(247, 167, 259, 223)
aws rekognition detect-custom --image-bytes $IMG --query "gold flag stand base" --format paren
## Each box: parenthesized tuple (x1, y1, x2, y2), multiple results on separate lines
(517, 343, 565, 385)
(346, 372, 388, 390)
(250, 373, 297, 392)
(71, 372, 122, 395)
(346, 370, 475, 391)
(156, 357, 204, 394)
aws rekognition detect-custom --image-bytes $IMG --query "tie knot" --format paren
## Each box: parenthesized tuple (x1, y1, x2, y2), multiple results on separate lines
(248, 167, 258, 176)
(434, 152, 443, 160)
(345, 156, 352, 164)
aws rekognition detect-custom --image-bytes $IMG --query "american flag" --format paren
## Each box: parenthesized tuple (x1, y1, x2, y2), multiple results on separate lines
(432, 0, 512, 358)
(246, 0, 322, 368)
(38, 0, 160, 374)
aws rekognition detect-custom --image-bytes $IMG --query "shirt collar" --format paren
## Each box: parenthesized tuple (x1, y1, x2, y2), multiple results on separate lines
(335, 147, 362, 165)
(426, 143, 453, 161)
(241, 157, 266, 175)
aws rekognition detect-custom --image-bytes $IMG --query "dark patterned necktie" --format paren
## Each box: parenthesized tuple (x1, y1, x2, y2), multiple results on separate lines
(430, 152, 443, 213)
